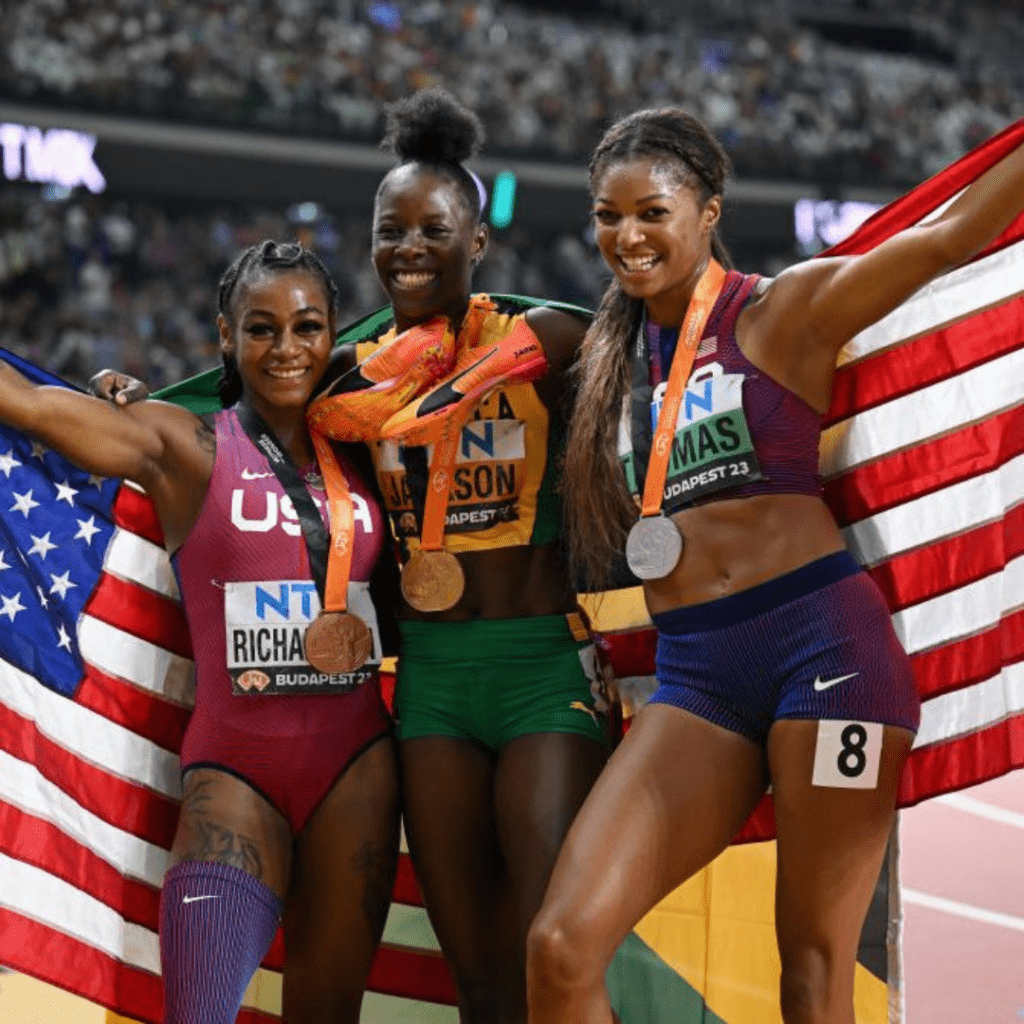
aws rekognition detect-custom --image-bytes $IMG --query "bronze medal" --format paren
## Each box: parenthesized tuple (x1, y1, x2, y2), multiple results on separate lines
(625, 515, 683, 580)
(401, 548, 466, 612)
(304, 610, 373, 675)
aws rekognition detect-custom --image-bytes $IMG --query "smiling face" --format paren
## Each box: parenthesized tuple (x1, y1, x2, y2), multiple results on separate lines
(218, 269, 335, 418)
(591, 157, 721, 327)
(372, 164, 487, 331)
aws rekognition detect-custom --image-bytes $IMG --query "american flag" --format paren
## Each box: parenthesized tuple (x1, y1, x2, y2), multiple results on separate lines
(0, 351, 458, 1021)
(823, 116, 1024, 808)
(2, 116, 1023, 1023)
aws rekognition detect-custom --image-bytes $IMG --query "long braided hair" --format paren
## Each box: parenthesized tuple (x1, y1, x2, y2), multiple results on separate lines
(216, 240, 340, 407)
(562, 108, 733, 589)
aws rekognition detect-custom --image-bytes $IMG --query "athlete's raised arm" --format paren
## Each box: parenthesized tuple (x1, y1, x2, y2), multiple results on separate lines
(0, 358, 212, 550)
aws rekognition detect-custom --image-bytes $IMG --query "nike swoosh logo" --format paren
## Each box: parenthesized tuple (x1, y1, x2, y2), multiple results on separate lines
(182, 894, 222, 904)
(416, 349, 498, 417)
(332, 364, 377, 395)
(241, 469, 273, 480)
(813, 672, 859, 691)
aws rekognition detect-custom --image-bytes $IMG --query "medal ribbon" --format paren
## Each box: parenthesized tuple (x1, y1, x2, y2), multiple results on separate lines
(407, 308, 493, 553)
(309, 431, 356, 613)
(417, 416, 465, 552)
(235, 403, 355, 614)
(637, 259, 727, 519)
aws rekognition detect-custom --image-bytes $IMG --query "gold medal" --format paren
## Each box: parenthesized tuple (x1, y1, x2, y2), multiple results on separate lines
(304, 610, 373, 675)
(401, 548, 466, 612)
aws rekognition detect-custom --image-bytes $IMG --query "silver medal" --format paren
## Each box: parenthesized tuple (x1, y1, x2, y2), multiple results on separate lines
(625, 515, 683, 580)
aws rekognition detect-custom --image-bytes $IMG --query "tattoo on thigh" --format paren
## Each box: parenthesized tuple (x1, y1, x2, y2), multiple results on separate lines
(180, 779, 264, 878)
(193, 820, 264, 878)
(181, 777, 215, 817)
(352, 840, 396, 938)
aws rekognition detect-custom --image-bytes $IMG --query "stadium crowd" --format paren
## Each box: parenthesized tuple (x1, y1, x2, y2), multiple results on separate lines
(0, 185, 607, 388)
(1, 0, 1022, 185)
(2, 0, 1022, 385)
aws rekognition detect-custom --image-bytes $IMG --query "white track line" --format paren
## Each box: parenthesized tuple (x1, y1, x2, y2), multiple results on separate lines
(903, 889, 1024, 933)
(936, 792, 1024, 830)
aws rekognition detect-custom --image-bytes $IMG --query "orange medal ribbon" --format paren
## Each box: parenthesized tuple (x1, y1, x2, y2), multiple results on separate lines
(305, 433, 373, 673)
(399, 416, 467, 612)
(625, 259, 727, 580)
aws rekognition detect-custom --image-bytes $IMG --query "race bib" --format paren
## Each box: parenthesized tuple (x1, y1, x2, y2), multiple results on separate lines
(224, 579, 380, 695)
(377, 417, 527, 537)
(621, 366, 762, 512)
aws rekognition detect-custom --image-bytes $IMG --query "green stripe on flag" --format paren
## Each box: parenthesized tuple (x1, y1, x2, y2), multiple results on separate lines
(609, 933, 727, 1024)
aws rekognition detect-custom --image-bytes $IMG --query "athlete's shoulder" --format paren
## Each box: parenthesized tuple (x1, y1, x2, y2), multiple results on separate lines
(486, 292, 593, 322)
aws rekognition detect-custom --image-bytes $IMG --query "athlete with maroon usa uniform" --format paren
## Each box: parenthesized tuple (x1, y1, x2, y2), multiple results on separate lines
(0, 241, 400, 1024)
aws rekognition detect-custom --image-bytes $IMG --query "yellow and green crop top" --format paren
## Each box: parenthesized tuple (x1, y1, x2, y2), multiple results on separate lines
(340, 294, 577, 558)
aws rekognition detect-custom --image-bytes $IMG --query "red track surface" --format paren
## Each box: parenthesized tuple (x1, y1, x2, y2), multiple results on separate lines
(901, 771, 1024, 1023)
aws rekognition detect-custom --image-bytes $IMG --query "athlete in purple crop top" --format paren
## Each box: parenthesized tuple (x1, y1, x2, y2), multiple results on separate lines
(0, 241, 401, 1024)
(528, 108, 1024, 1024)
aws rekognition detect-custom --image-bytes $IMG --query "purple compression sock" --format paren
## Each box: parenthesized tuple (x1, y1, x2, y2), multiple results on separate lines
(160, 860, 282, 1024)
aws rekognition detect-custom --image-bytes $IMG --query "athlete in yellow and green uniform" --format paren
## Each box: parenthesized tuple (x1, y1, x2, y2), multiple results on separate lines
(306, 90, 613, 1024)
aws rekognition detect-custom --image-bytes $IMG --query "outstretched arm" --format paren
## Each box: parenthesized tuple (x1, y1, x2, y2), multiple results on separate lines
(0, 358, 207, 493)
(762, 131, 1024, 356)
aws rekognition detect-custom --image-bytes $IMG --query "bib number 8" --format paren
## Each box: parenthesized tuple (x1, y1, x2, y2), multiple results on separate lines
(812, 720, 882, 789)
(838, 723, 868, 778)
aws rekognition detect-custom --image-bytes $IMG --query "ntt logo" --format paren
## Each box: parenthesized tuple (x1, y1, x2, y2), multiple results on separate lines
(0, 123, 106, 193)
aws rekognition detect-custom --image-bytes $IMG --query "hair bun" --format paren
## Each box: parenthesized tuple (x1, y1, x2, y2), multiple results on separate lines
(381, 87, 485, 166)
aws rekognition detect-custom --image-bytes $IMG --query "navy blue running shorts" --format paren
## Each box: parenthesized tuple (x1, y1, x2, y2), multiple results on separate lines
(648, 551, 921, 742)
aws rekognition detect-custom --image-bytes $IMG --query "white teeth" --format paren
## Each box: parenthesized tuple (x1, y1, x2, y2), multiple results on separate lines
(394, 271, 435, 288)
(621, 255, 659, 273)
(267, 367, 306, 379)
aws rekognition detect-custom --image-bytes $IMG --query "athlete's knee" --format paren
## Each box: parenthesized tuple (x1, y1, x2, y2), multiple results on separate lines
(778, 943, 850, 1024)
(527, 902, 604, 994)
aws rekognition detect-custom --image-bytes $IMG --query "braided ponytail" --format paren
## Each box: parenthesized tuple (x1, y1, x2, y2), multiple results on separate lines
(562, 281, 643, 589)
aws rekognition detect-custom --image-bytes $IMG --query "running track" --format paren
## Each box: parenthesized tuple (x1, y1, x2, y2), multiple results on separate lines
(901, 770, 1024, 1023)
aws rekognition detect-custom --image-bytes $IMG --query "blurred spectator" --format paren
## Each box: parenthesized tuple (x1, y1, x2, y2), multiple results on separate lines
(0, 0, 1021, 185)
(0, 183, 614, 387)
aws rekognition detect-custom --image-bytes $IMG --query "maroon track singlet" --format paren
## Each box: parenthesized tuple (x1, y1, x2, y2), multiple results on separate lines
(171, 409, 391, 831)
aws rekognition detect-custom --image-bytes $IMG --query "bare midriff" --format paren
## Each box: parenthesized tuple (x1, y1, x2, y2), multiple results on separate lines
(642, 493, 847, 616)
(399, 540, 576, 622)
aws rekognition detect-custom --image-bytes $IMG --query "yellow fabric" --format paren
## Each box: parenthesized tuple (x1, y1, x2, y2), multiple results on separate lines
(579, 586, 651, 636)
(360, 300, 555, 555)
(635, 842, 888, 1023)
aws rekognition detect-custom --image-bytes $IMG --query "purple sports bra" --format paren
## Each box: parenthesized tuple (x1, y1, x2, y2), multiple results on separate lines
(641, 270, 823, 511)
